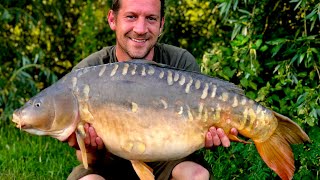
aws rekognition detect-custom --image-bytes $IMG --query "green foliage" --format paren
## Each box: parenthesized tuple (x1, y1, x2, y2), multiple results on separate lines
(73, 0, 115, 64)
(1, 0, 319, 179)
(164, 0, 222, 58)
(0, 0, 111, 178)
(197, 0, 319, 179)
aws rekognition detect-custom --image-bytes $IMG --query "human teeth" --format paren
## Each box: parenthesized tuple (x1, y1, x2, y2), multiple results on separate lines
(132, 38, 146, 43)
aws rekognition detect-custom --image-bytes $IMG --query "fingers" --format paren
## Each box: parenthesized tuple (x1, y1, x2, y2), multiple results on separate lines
(230, 127, 238, 136)
(83, 123, 105, 151)
(67, 132, 77, 148)
(217, 128, 230, 147)
(205, 127, 221, 148)
(88, 126, 97, 147)
(204, 131, 213, 148)
(208, 127, 222, 147)
(95, 136, 104, 150)
(205, 127, 233, 148)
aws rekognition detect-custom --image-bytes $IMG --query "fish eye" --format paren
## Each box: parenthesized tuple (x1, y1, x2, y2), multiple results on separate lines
(35, 102, 41, 108)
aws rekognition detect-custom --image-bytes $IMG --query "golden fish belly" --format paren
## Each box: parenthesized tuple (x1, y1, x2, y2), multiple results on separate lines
(88, 104, 208, 161)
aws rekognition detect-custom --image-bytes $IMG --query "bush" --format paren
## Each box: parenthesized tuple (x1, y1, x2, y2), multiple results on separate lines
(196, 0, 319, 179)
(0, 0, 319, 179)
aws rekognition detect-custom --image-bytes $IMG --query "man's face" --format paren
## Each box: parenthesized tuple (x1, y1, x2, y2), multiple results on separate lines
(108, 0, 164, 61)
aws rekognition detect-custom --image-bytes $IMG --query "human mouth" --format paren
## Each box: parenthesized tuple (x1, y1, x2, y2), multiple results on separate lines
(131, 38, 147, 43)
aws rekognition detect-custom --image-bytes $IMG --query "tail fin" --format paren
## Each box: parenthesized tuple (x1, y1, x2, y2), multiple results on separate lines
(254, 112, 310, 180)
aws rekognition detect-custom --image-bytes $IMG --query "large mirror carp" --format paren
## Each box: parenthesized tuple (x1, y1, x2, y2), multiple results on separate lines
(12, 60, 310, 180)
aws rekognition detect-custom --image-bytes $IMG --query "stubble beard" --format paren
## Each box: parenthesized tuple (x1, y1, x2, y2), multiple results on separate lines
(127, 45, 153, 59)
(118, 33, 157, 60)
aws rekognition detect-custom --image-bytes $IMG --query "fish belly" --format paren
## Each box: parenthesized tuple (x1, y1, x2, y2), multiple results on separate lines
(90, 104, 207, 161)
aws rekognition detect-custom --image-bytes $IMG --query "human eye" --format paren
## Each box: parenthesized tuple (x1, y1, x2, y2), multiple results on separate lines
(147, 16, 157, 22)
(125, 14, 136, 21)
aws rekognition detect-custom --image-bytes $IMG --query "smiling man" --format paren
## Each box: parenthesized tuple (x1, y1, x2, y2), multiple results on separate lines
(67, 0, 237, 179)
(110, 0, 162, 60)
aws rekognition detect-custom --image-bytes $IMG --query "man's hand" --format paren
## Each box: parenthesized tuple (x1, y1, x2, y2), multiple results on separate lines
(66, 123, 105, 164)
(67, 123, 105, 150)
(204, 127, 238, 148)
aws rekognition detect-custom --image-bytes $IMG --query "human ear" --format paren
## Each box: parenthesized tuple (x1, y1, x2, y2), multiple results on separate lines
(108, 10, 116, 30)
(160, 17, 165, 32)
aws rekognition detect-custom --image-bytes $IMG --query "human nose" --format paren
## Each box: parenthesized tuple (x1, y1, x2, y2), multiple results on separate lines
(133, 18, 147, 35)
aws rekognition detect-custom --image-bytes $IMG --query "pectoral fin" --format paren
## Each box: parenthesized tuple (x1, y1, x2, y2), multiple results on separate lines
(76, 123, 88, 169)
(130, 160, 154, 180)
(228, 134, 251, 144)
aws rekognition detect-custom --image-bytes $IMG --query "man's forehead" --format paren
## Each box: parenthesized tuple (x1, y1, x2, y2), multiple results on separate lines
(119, 0, 161, 16)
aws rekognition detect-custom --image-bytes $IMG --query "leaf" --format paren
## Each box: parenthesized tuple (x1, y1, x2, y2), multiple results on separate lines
(246, 91, 256, 99)
(55, 7, 63, 22)
(291, 0, 302, 10)
(222, 66, 236, 79)
(255, 39, 263, 49)
(309, 71, 316, 80)
(296, 92, 307, 105)
(259, 45, 268, 52)
(305, 9, 317, 20)
(298, 72, 308, 77)
(231, 23, 242, 40)
(271, 44, 283, 57)
(1, 9, 12, 21)
(238, 9, 251, 15)
(33, 54, 39, 64)
(290, 53, 299, 65)
(249, 81, 257, 90)
(233, 0, 239, 11)
(19, 71, 33, 80)
(298, 53, 306, 65)
(273, 64, 281, 74)
(270, 94, 280, 102)
(297, 35, 317, 41)
(240, 78, 249, 88)
(266, 38, 287, 45)
(316, 109, 320, 117)
(310, 108, 318, 119)
(306, 117, 315, 126)
(22, 56, 31, 66)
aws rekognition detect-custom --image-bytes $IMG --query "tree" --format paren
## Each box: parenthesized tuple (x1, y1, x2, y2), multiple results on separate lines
(0, 0, 319, 179)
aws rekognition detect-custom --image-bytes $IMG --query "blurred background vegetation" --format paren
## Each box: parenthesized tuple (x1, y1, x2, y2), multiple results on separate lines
(0, 0, 319, 179)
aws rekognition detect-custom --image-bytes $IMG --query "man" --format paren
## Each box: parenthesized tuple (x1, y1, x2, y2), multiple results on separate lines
(67, 0, 238, 179)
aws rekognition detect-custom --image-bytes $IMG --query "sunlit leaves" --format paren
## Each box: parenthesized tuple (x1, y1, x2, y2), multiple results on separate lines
(73, 0, 113, 63)
(164, 0, 220, 58)
(1, 0, 319, 179)
(200, 0, 319, 178)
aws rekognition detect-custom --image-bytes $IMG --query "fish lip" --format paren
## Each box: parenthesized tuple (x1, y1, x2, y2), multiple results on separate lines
(12, 112, 20, 124)
(12, 112, 25, 129)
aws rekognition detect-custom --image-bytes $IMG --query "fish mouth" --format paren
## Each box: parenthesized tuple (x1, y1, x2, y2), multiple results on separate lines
(12, 112, 26, 130)
(12, 111, 67, 139)
(13, 113, 64, 136)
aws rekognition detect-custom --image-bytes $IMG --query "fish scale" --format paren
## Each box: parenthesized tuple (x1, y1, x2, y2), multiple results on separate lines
(12, 60, 310, 180)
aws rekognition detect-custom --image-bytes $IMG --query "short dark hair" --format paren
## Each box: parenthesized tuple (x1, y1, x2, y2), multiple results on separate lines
(111, 0, 165, 19)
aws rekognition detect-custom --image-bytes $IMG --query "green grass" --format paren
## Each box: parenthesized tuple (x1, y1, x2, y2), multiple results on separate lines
(0, 121, 78, 180)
